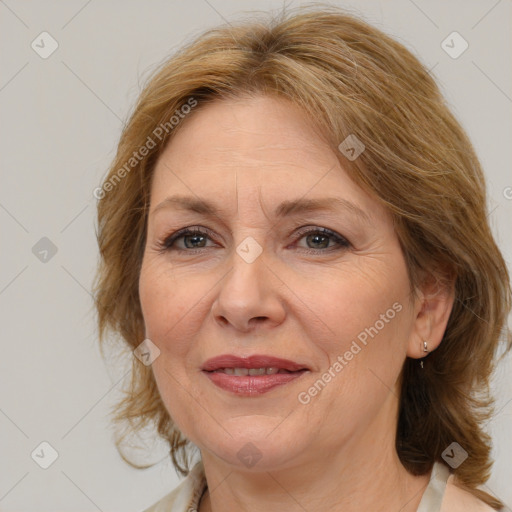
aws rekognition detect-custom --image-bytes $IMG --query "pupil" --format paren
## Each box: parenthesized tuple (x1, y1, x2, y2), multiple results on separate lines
(185, 234, 206, 248)
(308, 234, 328, 249)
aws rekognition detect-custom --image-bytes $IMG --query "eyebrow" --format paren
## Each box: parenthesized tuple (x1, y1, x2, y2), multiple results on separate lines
(151, 194, 371, 224)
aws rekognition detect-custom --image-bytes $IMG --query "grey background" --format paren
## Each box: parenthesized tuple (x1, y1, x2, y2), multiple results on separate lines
(0, 1, 511, 511)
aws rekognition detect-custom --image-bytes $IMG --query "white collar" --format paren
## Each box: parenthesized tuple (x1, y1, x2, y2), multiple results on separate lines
(416, 462, 451, 512)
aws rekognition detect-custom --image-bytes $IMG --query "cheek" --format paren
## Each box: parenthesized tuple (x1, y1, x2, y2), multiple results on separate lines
(138, 259, 190, 353)
(314, 257, 411, 348)
(309, 259, 413, 413)
(301, 293, 411, 444)
(138, 257, 222, 370)
(138, 262, 205, 424)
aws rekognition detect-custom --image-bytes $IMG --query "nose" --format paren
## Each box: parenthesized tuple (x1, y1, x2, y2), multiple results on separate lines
(211, 245, 286, 333)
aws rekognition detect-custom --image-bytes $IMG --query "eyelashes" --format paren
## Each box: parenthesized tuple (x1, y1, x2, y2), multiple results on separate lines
(158, 227, 212, 253)
(156, 225, 351, 255)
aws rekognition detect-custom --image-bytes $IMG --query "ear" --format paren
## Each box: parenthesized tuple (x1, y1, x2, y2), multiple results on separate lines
(406, 270, 455, 359)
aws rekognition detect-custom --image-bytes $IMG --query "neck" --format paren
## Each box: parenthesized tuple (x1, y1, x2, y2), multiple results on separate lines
(200, 457, 429, 512)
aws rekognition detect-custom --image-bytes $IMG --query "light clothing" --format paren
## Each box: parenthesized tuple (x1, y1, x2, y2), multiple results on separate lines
(142, 460, 495, 512)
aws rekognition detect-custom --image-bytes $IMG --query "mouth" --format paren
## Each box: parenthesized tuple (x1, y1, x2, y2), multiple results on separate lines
(201, 354, 310, 395)
(201, 354, 309, 372)
(208, 367, 302, 375)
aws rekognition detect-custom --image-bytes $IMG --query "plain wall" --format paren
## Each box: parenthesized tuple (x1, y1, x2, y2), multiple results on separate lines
(1, 1, 511, 511)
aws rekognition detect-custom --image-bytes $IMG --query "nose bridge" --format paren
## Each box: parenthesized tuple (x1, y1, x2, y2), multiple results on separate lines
(212, 235, 284, 332)
(220, 236, 266, 312)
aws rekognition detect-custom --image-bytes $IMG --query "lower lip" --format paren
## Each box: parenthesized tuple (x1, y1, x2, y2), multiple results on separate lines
(203, 370, 308, 395)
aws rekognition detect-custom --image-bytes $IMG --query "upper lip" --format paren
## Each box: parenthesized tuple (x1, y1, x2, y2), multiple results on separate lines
(201, 354, 309, 372)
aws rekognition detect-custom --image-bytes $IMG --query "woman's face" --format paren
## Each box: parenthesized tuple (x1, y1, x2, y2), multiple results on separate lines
(139, 95, 421, 471)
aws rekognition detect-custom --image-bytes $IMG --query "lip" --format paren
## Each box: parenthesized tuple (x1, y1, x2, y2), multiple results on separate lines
(201, 354, 310, 396)
(203, 371, 308, 395)
(201, 354, 309, 372)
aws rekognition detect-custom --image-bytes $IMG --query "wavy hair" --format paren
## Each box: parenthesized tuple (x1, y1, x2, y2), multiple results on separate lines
(93, 5, 511, 508)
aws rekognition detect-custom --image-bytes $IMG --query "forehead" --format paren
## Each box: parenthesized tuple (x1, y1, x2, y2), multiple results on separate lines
(149, 95, 384, 221)
(159, 95, 332, 167)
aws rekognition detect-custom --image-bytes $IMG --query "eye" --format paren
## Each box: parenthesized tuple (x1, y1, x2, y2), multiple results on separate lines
(157, 227, 216, 253)
(156, 226, 351, 254)
(293, 227, 351, 253)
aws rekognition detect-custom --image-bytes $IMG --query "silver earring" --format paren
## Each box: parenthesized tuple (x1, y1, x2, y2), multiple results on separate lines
(420, 340, 429, 369)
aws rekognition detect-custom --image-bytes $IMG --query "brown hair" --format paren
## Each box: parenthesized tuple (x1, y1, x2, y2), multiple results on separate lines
(93, 5, 511, 508)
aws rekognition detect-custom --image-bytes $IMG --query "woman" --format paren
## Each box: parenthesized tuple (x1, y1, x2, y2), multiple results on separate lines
(93, 6, 511, 512)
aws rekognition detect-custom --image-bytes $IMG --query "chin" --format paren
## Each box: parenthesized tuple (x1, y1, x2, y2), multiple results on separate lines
(196, 424, 306, 472)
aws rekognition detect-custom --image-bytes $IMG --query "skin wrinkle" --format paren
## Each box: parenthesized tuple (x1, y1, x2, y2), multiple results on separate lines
(138, 95, 454, 512)
(92, 11, 511, 510)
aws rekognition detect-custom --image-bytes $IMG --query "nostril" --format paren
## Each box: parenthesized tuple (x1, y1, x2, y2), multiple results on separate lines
(251, 317, 268, 325)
